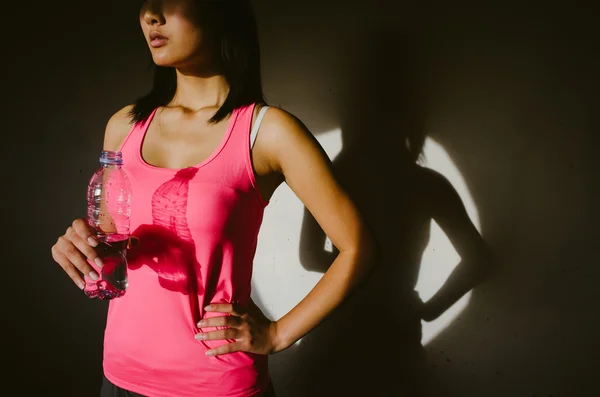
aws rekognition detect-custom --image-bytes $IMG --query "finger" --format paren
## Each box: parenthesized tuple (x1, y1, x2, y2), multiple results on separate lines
(69, 229, 103, 268)
(52, 246, 85, 290)
(57, 236, 99, 280)
(197, 316, 242, 329)
(71, 219, 97, 247)
(206, 341, 243, 357)
(205, 304, 233, 313)
(205, 304, 243, 316)
(195, 328, 239, 341)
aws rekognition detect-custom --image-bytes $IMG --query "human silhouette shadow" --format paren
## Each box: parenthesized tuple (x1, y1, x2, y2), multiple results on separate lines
(274, 29, 494, 397)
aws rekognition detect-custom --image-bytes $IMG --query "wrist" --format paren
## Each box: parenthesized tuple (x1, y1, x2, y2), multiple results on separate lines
(269, 321, 290, 353)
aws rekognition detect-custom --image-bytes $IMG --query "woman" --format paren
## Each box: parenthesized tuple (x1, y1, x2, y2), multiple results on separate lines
(50, 0, 376, 396)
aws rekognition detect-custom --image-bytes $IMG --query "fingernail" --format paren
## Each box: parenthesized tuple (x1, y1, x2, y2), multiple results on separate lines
(95, 258, 104, 268)
(88, 237, 98, 247)
(77, 281, 85, 290)
(204, 306, 211, 311)
(195, 333, 205, 340)
(206, 351, 216, 356)
(197, 321, 204, 327)
(89, 271, 99, 281)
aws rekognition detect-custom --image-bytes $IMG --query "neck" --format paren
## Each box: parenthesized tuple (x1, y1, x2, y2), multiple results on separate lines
(170, 68, 230, 112)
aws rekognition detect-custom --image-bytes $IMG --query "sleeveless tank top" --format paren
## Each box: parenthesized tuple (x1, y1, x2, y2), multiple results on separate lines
(102, 104, 271, 397)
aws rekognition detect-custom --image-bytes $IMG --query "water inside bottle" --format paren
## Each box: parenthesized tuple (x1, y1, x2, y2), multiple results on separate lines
(84, 233, 130, 300)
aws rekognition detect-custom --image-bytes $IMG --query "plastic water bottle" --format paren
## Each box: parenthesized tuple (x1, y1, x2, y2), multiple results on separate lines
(85, 150, 132, 300)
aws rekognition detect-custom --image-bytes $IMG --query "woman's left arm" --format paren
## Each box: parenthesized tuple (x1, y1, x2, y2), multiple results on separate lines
(196, 108, 377, 356)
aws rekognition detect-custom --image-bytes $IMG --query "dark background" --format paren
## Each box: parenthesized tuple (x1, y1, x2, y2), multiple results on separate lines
(5, 1, 598, 396)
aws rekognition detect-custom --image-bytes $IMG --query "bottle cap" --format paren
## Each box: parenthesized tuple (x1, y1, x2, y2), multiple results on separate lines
(100, 151, 123, 165)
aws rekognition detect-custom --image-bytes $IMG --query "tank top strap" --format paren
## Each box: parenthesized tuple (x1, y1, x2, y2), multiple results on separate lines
(230, 103, 257, 146)
(217, 103, 255, 164)
(226, 103, 270, 157)
(216, 103, 268, 206)
(119, 108, 159, 160)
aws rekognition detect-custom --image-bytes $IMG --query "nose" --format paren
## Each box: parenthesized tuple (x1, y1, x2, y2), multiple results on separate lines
(142, 0, 166, 26)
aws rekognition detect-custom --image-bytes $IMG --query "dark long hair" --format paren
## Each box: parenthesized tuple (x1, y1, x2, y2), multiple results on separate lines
(129, 0, 265, 124)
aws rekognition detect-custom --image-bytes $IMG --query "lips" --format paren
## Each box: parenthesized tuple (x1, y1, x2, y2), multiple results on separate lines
(149, 31, 168, 48)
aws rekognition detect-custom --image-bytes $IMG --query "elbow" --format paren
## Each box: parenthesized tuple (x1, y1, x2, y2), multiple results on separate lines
(332, 223, 379, 289)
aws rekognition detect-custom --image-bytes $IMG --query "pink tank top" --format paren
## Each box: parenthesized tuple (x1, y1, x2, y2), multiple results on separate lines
(102, 104, 271, 397)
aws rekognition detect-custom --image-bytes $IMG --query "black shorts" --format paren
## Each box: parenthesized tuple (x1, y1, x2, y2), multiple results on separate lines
(100, 375, 277, 397)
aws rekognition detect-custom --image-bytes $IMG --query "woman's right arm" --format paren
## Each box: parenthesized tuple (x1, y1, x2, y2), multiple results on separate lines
(50, 105, 134, 290)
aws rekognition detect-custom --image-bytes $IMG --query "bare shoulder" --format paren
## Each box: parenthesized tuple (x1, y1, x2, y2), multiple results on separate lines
(103, 104, 136, 151)
(258, 106, 321, 151)
(255, 106, 328, 173)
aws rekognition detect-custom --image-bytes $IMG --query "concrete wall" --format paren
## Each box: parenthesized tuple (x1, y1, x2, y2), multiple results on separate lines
(6, 1, 597, 395)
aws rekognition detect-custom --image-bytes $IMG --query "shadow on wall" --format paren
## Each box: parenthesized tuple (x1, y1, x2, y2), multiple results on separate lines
(252, 1, 600, 395)
(259, 27, 494, 397)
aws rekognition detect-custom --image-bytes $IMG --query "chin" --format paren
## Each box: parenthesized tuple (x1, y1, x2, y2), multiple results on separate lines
(152, 51, 198, 70)
(152, 54, 178, 68)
